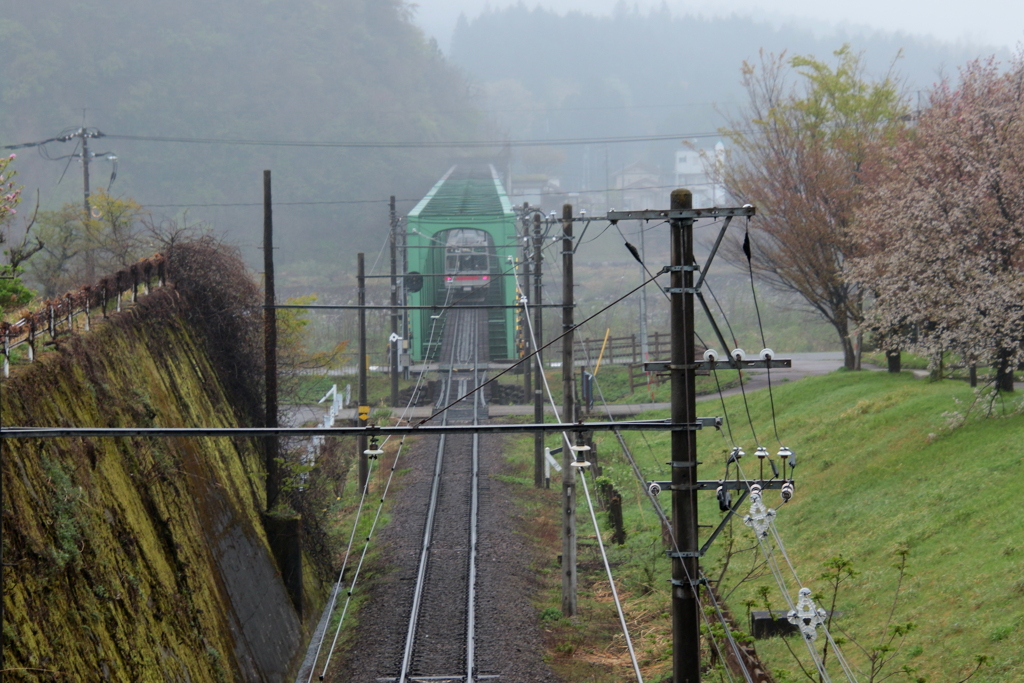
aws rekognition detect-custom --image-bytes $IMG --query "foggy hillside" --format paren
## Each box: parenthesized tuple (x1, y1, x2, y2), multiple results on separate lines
(449, 4, 1008, 189)
(1, 0, 486, 270)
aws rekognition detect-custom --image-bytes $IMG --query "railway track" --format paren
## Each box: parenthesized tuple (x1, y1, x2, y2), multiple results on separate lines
(384, 307, 495, 683)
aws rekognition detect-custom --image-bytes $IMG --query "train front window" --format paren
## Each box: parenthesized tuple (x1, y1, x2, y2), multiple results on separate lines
(458, 254, 484, 272)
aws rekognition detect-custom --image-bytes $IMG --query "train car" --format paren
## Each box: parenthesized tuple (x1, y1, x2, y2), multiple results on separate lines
(406, 165, 518, 363)
(444, 228, 493, 293)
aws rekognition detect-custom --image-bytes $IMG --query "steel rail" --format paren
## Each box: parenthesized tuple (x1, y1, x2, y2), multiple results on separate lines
(398, 307, 486, 682)
(466, 327, 481, 682)
(397, 312, 459, 683)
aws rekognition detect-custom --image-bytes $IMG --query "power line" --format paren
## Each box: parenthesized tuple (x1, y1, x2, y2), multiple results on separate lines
(101, 131, 720, 149)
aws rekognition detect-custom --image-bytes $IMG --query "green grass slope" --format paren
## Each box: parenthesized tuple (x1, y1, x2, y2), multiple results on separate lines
(507, 369, 1022, 681)
(690, 371, 1024, 682)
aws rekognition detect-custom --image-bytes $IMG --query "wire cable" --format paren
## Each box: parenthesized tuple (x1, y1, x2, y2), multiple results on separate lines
(514, 265, 646, 681)
(742, 224, 783, 446)
(417, 266, 667, 426)
(535, 238, 755, 682)
(305, 288, 455, 680)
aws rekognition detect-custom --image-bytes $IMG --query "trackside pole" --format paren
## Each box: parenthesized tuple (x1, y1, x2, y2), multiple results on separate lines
(533, 213, 545, 489)
(390, 196, 400, 408)
(670, 189, 701, 683)
(263, 169, 280, 509)
(357, 252, 368, 490)
(561, 203, 577, 617)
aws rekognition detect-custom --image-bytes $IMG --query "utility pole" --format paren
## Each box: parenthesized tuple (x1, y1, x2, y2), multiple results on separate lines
(401, 211, 411, 381)
(533, 212, 545, 489)
(357, 252, 369, 490)
(560, 203, 577, 617)
(81, 132, 92, 219)
(638, 217, 649, 363)
(390, 196, 399, 408)
(670, 189, 700, 683)
(80, 129, 96, 282)
(606, 198, 769, 683)
(263, 170, 280, 509)
(521, 205, 532, 403)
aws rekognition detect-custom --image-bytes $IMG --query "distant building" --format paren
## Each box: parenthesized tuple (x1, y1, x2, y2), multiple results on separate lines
(674, 140, 728, 207)
(609, 160, 664, 211)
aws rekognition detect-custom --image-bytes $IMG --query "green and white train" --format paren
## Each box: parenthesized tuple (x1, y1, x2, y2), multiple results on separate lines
(406, 165, 519, 363)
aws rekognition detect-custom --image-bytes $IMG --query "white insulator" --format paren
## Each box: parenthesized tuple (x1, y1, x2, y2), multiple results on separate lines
(731, 348, 746, 361)
(787, 588, 827, 641)
(648, 482, 662, 497)
(781, 481, 795, 502)
(755, 446, 770, 459)
(703, 348, 719, 363)
(778, 446, 795, 468)
(728, 446, 745, 463)
(750, 483, 762, 499)
(759, 348, 775, 360)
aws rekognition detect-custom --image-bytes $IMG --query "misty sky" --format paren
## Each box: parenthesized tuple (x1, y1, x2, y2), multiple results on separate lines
(417, 0, 1024, 53)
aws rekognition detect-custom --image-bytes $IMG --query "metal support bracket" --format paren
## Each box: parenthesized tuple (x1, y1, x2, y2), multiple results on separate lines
(646, 359, 792, 373)
(607, 207, 756, 221)
(668, 265, 701, 272)
(667, 550, 704, 558)
(671, 577, 708, 588)
(700, 489, 750, 556)
(648, 479, 789, 491)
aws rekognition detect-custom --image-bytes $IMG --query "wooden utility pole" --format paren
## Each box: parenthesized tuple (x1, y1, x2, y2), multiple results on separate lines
(263, 170, 280, 509)
(390, 196, 400, 407)
(81, 131, 95, 283)
(357, 252, 369, 490)
(560, 203, 577, 617)
(533, 212, 545, 489)
(605, 196, 763, 683)
(670, 189, 700, 683)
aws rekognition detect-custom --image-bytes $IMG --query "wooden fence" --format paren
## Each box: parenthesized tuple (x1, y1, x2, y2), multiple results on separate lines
(571, 331, 673, 366)
(1, 255, 167, 378)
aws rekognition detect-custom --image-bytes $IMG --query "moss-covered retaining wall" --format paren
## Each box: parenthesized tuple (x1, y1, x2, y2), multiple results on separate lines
(1, 290, 310, 681)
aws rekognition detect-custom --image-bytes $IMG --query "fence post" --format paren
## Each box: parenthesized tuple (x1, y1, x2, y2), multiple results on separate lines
(2, 329, 9, 378)
(84, 288, 91, 332)
(27, 318, 35, 363)
(132, 265, 139, 303)
(65, 295, 73, 334)
(116, 273, 123, 313)
(632, 334, 637, 362)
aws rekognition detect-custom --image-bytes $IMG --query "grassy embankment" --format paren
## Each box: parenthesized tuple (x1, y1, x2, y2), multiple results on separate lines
(495, 369, 1024, 682)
